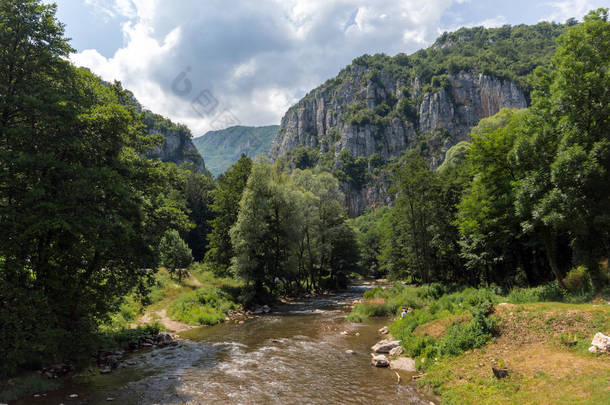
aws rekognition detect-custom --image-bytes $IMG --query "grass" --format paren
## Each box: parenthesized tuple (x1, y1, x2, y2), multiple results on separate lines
(418, 302, 610, 404)
(135, 263, 243, 327)
(348, 282, 610, 404)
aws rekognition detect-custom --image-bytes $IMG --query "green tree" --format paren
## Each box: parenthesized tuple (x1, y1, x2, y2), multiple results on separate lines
(205, 154, 252, 274)
(0, 0, 190, 375)
(160, 230, 194, 281)
(230, 161, 301, 304)
(512, 9, 610, 288)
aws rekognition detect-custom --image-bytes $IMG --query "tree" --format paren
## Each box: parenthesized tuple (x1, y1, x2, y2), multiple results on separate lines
(205, 154, 252, 274)
(382, 152, 439, 283)
(0, 1, 190, 375)
(230, 161, 301, 303)
(160, 230, 194, 281)
(182, 166, 215, 261)
(512, 9, 610, 288)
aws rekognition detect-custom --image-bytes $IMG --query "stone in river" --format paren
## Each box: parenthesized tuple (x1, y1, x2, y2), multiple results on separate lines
(370, 354, 390, 367)
(371, 339, 401, 353)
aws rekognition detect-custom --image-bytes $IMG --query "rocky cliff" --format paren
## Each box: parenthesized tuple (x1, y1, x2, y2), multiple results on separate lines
(144, 111, 206, 174)
(271, 22, 564, 216)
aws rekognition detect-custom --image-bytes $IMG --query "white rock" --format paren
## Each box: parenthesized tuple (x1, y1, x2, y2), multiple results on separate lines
(345, 349, 355, 355)
(371, 354, 390, 367)
(371, 339, 401, 353)
(378, 326, 390, 335)
(390, 357, 416, 372)
(340, 331, 348, 335)
(69, 394, 78, 398)
(389, 346, 404, 357)
(590, 332, 610, 353)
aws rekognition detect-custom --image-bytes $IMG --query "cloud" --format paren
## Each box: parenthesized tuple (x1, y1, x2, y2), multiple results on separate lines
(545, 0, 604, 22)
(71, 0, 473, 135)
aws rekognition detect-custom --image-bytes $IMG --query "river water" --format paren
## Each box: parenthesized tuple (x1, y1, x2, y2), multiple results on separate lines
(17, 284, 433, 405)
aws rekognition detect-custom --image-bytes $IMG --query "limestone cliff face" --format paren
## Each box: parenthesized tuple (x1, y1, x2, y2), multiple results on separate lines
(147, 127, 206, 173)
(270, 68, 526, 216)
(418, 72, 527, 141)
(144, 112, 206, 174)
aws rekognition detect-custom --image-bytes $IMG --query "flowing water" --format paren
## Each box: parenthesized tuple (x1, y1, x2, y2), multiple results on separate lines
(16, 284, 434, 405)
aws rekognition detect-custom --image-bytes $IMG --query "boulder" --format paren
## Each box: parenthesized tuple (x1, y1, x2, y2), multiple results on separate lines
(389, 346, 404, 357)
(378, 326, 389, 335)
(390, 357, 416, 372)
(371, 354, 389, 367)
(156, 332, 174, 346)
(371, 339, 401, 353)
(589, 332, 610, 353)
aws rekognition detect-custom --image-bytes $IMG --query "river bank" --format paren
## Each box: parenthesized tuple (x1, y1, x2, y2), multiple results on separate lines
(3, 282, 436, 405)
(347, 283, 610, 404)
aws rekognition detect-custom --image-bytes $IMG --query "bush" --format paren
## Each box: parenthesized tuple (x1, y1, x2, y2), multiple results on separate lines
(562, 266, 592, 296)
(507, 281, 566, 303)
(168, 286, 238, 325)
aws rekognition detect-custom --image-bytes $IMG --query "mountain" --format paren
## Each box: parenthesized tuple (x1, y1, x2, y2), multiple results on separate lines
(108, 81, 207, 173)
(193, 125, 279, 176)
(270, 22, 568, 216)
(143, 111, 206, 173)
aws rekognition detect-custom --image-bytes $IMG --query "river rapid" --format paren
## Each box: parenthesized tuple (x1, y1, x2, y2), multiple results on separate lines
(17, 284, 434, 405)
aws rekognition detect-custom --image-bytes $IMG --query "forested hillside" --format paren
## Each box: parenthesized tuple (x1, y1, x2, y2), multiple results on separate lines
(271, 22, 568, 215)
(194, 125, 279, 176)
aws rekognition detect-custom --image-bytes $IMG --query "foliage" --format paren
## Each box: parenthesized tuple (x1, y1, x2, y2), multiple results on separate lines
(231, 163, 360, 304)
(205, 154, 252, 275)
(159, 230, 194, 281)
(168, 286, 238, 325)
(0, 0, 190, 376)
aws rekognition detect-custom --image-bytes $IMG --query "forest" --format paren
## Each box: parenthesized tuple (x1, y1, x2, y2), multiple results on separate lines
(0, 0, 608, 383)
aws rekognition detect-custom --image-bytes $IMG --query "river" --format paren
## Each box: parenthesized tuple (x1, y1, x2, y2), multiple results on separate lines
(17, 284, 434, 405)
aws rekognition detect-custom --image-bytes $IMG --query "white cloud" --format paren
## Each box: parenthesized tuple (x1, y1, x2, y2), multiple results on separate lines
(545, 0, 603, 22)
(71, 0, 472, 134)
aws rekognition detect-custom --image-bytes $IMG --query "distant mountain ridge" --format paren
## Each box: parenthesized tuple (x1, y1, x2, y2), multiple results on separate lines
(193, 125, 279, 176)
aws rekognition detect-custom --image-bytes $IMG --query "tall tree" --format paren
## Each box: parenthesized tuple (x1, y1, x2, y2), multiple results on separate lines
(0, 1, 190, 375)
(512, 9, 610, 288)
(205, 154, 252, 274)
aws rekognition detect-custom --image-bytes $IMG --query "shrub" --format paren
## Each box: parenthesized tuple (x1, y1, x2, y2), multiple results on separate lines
(168, 287, 238, 325)
(562, 266, 592, 296)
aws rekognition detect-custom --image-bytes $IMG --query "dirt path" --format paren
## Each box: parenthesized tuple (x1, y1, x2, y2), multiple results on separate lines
(137, 309, 197, 334)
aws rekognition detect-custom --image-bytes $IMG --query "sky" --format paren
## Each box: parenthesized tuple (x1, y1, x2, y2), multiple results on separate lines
(51, 0, 609, 136)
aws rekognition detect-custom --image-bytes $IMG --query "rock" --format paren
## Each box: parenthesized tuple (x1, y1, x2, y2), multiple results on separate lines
(69, 394, 78, 398)
(156, 332, 174, 346)
(340, 331, 348, 335)
(262, 305, 271, 313)
(390, 357, 416, 372)
(355, 332, 360, 336)
(389, 346, 404, 357)
(589, 332, 610, 353)
(371, 339, 401, 354)
(270, 64, 528, 216)
(345, 350, 355, 355)
(100, 366, 112, 374)
(370, 354, 390, 367)
(106, 398, 115, 402)
(378, 326, 389, 335)
(238, 320, 245, 324)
